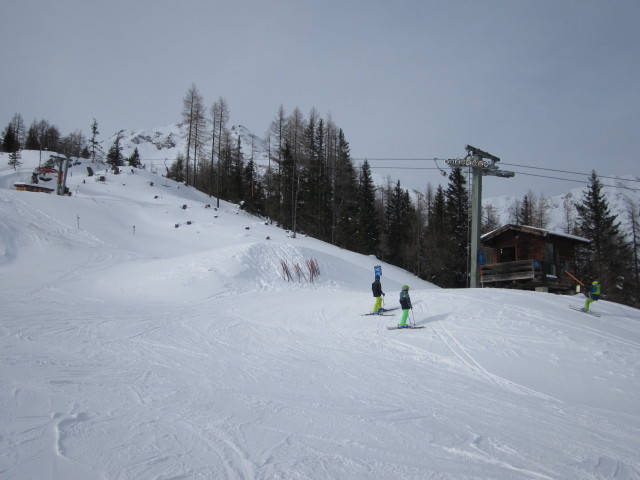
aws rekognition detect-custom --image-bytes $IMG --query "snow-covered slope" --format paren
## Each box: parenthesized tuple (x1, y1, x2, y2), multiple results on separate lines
(1, 152, 639, 479)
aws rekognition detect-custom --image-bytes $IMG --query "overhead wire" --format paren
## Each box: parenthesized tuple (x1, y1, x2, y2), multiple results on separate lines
(141, 156, 640, 192)
(500, 162, 640, 184)
(506, 171, 640, 192)
(353, 157, 640, 193)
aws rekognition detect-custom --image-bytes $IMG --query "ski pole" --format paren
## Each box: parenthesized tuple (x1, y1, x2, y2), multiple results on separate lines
(411, 308, 415, 326)
(564, 270, 585, 286)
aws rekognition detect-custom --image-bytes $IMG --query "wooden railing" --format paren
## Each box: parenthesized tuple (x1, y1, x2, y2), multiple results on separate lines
(480, 260, 578, 293)
(480, 260, 539, 283)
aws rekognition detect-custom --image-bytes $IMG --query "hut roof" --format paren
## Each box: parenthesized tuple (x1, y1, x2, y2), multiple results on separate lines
(481, 224, 590, 245)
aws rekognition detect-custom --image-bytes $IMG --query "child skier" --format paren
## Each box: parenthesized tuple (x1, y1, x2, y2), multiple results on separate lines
(398, 285, 412, 328)
(582, 280, 601, 312)
(371, 275, 385, 313)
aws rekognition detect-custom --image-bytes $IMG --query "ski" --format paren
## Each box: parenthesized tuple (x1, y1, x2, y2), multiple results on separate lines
(569, 305, 601, 317)
(387, 325, 425, 330)
(362, 312, 395, 316)
(362, 308, 399, 316)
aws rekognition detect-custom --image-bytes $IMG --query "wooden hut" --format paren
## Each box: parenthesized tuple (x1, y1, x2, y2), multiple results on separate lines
(480, 224, 589, 294)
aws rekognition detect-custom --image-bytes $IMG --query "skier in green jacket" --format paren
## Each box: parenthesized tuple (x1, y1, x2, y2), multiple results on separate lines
(582, 280, 601, 312)
(398, 285, 412, 328)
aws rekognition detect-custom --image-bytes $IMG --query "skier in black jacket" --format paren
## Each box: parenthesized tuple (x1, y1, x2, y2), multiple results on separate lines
(371, 275, 385, 313)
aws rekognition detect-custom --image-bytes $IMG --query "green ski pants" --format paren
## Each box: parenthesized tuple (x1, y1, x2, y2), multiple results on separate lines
(373, 296, 383, 312)
(584, 296, 596, 311)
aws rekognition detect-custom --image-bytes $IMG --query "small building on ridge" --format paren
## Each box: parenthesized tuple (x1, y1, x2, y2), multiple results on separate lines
(480, 224, 590, 294)
(14, 182, 55, 194)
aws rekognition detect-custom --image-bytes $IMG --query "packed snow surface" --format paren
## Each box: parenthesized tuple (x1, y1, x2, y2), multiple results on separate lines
(1, 152, 639, 479)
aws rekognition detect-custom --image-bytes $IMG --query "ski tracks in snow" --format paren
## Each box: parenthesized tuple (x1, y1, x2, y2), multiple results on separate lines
(387, 297, 560, 404)
(0, 191, 104, 255)
(430, 320, 560, 403)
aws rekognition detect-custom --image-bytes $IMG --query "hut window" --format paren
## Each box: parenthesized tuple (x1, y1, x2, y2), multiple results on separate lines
(499, 247, 515, 262)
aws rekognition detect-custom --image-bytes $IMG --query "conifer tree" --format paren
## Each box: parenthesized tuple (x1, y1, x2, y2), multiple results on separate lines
(230, 135, 244, 202)
(518, 191, 549, 229)
(3, 114, 26, 151)
(414, 184, 435, 277)
(216, 132, 233, 200)
(167, 153, 185, 183)
(279, 142, 296, 232)
(355, 160, 379, 255)
(267, 105, 287, 221)
(332, 130, 357, 249)
(508, 197, 521, 225)
(561, 193, 578, 234)
(625, 199, 640, 307)
(89, 119, 104, 163)
(533, 193, 550, 229)
(482, 204, 500, 234)
(242, 157, 264, 215)
(8, 150, 22, 170)
(575, 171, 632, 304)
(317, 118, 333, 239)
(59, 130, 86, 158)
(106, 130, 125, 167)
(384, 180, 412, 267)
(293, 114, 332, 241)
(128, 147, 141, 167)
(403, 189, 423, 275)
(519, 194, 533, 225)
(180, 84, 207, 187)
(283, 108, 306, 237)
(25, 120, 41, 150)
(424, 185, 448, 285)
(2, 122, 19, 153)
(299, 112, 320, 237)
(210, 97, 230, 204)
(286, 108, 305, 161)
(444, 167, 470, 287)
(43, 125, 60, 153)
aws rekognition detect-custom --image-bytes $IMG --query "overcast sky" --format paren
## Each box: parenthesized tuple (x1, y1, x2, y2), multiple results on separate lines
(2, 0, 639, 198)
